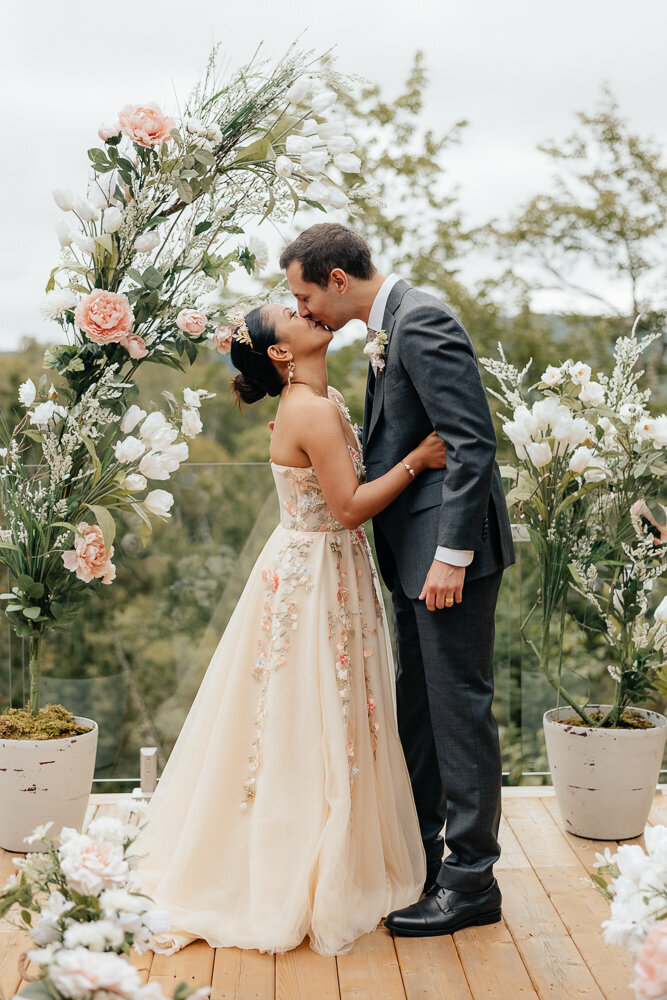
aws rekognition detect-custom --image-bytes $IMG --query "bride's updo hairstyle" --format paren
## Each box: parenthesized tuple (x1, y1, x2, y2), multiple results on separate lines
(230, 306, 284, 406)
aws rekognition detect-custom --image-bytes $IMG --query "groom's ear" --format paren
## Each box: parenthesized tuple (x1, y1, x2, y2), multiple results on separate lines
(330, 268, 349, 294)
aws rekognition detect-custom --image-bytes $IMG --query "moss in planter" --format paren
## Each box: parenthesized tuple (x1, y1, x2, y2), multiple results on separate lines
(0, 704, 93, 740)
(558, 709, 655, 731)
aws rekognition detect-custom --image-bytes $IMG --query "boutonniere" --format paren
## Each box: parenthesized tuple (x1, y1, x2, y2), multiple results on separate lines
(363, 330, 388, 377)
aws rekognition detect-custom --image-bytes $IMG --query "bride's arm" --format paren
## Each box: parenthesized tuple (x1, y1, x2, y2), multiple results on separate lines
(301, 398, 445, 530)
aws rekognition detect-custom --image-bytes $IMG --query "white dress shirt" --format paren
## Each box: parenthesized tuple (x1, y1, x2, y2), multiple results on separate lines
(367, 275, 474, 570)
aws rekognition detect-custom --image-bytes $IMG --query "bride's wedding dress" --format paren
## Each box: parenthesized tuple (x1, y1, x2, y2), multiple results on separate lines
(130, 390, 425, 956)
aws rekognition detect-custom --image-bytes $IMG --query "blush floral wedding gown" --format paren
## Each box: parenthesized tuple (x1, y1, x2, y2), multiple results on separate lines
(130, 390, 425, 956)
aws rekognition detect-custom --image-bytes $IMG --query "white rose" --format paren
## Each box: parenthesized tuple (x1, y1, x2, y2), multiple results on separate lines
(134, 230, 161, 253)
(325, 188, 349, 209)
(305, 179, 328, 202)
(139, 411, 168, 444)
(311, 90, 336, 113)
(655, 597, 667, 627)
(186, 116, 207, 136)
(540, 365, 565, 386)
(86, 816, 127, 845)
(619, 402, 645, 425)
(300, 150, 328, 174)
(58, 832, 128, 895)
(286, 76, 310, 104)
(526, 441, 552, 467)
(181, 408, 203, 438)
(138, 451, 172, 480)
(569, 361, 592, 385)
(49, 948, 141, 999)
(334, 152, 361, 173)
(55, 221, 73, 247)
(317, 120, 345, 139)
(114, 437, 146, 463)
(98, 122, 121, 141)
(120, 404, 147, 434)
(72, 233, 96, 255)
(327, 136, 355, 155)
(52, 187, 75, 211)
(102, 207, 123, 233)
(183, 387, 206, 408)
(579, 380, 605, 405)
(144, 490, 174, 518)
(286, 134, 313, 156)
(648, 414, 667, 448)
(124, 473, 147, 492)
(19, 378, 37, 407)
(247, 236, 269, 274)
(275, 155, 293, 178)
(568, 445, 594, 474)
(73, 196, 99, 222)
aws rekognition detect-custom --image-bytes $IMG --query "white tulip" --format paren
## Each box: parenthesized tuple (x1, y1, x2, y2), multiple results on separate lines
(114, 437, 146, 463)
(53, 186, 75, 211)
(146, 425, 179, 452)
(503, 421, 531, 447)
(138, 451, 172, 480)
(301, 150, 328, 174)
(334, 152, 361, 173)
(305, 179, 328, 202)
(311, 90, 336, 113)
(531, 397, 568, 431)
(102, 207, 123, 233)
(72, 233, 96, 255)
(186, 117, 207, 136)
(144, 489, 175, 518)
(160, 441, 189, 464)
(123, 473, 147, 492)
(286, 77, 311, 105)
(325, 188, 349, 209)
(286, 134, 313, 156)
(568, 445, 594, 474)
(540, 365, 565, 386)
(579, 380, 605, 405)
(569, 361, 592, 385)
(317, 120, 345, 139)
(182, 408, 203, 438)
(120, 404, 147, 434)
(583, 458, 608, 483)
(139, 411, 169, 443)
(655, 596, 667, 626)
(526, 441, 552, 467)
(300, 118, 319, 136)
(183, 387, 207, 408)
(512, 405, 539, 437)
(73, 196, 99, 222)
(327, 136, 355, 155)
(55, 221, 73, 247)
(275, 155, 293, 178)
(18, 379, 36, 407)
(29, 401, 67, 429)
(134, 230, 161, 253)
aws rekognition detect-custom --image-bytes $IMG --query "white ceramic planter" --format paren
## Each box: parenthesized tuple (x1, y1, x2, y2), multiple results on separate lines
(0, 716, 98, 852)
(544, 705, 667, 840)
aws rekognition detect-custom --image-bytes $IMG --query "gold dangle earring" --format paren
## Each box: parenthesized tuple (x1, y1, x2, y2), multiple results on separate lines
(287, 360, 296, 395)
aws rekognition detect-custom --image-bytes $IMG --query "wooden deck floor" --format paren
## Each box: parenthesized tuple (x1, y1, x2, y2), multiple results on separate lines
(2, 788, 656, 1000)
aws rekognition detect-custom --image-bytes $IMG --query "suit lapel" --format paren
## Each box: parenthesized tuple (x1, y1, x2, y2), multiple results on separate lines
(365, 279, 410, 445)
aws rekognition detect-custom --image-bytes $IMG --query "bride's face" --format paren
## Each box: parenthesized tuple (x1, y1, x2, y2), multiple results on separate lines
(264, 304, 333, 359)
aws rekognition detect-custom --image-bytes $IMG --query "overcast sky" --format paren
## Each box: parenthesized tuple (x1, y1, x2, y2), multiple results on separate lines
(1, 0, 665, 352)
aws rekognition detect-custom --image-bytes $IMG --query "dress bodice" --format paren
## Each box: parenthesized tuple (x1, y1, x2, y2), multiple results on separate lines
(271, 390, 366, 533)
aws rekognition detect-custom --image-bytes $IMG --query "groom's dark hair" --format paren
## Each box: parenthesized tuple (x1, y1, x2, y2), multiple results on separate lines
(279, 223, 376, 288)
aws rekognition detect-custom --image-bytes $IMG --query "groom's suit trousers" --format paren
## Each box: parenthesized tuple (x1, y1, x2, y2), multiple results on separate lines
(390, 554, 503, 893)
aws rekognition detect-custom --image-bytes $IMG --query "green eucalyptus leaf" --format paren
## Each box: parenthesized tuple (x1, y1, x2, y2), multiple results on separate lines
(85, 504, 116, 553)
(23, 607, 41, 620)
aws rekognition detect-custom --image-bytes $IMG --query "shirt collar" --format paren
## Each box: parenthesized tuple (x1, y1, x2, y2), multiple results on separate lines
(367, 273, 399, 332)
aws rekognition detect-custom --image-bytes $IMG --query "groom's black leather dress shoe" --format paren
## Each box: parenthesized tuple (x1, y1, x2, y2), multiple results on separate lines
(423, 862, 441, 895)
(385, 878, 502, 937)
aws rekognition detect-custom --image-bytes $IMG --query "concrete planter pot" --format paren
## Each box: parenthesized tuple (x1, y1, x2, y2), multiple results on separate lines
(543, 705, 667, 840)
(0, 717, 98, 852)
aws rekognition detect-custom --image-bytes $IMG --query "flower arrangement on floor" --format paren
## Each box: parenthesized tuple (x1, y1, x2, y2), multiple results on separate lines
(480, 322, 667, 727)
(593, 826, 667, 999)
(0, 43, 362, 726)
(0, 804, 207, 1000)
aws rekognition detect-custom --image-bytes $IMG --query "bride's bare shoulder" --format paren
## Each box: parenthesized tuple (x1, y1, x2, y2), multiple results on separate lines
(327, 385, 346, 406)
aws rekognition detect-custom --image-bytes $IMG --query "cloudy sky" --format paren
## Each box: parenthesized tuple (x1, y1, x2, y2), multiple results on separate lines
(1, 0, 665, 351)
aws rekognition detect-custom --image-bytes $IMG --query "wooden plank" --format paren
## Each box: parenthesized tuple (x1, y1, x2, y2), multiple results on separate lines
(0, 929, 31, 1000)
(149, 939, 215, 995)
(542, 796, 635, 870)
(276, 939, 339, 1000)
(211, 947, 275, 1000)
(499, 869, 604, 999)
(453, 921, 539, 998)
(394, 933, 472, 999)
(496, 815, 531, 871)
(337, 928, 405, 999)
(503, 796, 580, 869)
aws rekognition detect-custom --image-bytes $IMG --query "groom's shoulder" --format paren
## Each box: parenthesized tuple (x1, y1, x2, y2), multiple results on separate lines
(396, 284, 466, 329)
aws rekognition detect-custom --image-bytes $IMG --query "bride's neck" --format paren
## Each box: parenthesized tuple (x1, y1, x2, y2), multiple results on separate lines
(287, 357, 329, 398)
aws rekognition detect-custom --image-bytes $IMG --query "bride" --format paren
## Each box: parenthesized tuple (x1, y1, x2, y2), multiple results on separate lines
(130, 303, 447, 957)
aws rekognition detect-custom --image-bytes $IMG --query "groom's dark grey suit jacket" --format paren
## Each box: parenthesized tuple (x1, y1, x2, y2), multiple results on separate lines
(362, 279, 515, 598)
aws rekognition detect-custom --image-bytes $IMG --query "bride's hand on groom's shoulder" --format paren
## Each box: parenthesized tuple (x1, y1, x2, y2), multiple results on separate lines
(419, 560, 465, 612)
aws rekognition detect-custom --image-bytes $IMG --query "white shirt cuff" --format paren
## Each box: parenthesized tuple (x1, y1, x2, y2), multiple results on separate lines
(434, 546, 474, 567)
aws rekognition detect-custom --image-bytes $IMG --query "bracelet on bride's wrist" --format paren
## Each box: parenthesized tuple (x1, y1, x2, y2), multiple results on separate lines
(401, 460, 416, 479)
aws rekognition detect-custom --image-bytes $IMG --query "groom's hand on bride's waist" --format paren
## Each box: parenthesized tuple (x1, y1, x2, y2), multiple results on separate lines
(419, 560, 465, 611)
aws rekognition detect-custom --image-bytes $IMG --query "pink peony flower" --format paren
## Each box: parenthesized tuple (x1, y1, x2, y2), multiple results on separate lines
(212, 324, 233, 354)
(117, 102, 174, 148)
(74, 289, 134, 345)
(176, 309, 207, 337)
(62, 522, 116, 584)
(120, 333, 149, 359)
(633, 923, 667, 998)
(98, 122, 121, 142)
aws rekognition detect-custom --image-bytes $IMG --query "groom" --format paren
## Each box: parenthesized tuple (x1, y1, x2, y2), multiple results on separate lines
(280, 223, 515, 936)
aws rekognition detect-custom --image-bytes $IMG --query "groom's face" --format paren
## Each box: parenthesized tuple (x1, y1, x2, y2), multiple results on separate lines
(285, 262, 352, 332)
